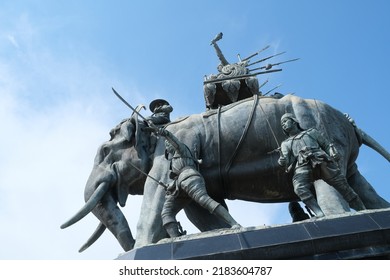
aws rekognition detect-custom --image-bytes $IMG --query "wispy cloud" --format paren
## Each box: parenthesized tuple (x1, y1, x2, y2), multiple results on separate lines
(6, 34, 19, 49)
(0, 13, 137, 259)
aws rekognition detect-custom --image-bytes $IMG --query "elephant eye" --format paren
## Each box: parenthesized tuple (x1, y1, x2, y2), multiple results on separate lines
(102, 146, 110, 157)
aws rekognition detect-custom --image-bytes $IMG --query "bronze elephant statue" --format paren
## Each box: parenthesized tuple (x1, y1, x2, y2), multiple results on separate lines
(61, 94, 390, 252)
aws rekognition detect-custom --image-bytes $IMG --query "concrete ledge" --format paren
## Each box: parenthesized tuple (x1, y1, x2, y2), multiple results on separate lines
(116, 209, 390, 260)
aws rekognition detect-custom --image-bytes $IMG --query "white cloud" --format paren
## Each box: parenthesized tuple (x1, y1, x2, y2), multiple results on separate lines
(0, 15, 132, 259)
(6, 35, 20, 49)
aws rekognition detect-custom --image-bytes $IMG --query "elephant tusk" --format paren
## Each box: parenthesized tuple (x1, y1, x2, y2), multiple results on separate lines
(78, 222, 106, 253)
(60, 182, 110, 229)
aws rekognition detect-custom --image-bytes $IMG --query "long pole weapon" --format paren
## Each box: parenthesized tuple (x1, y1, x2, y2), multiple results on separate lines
(258, 101, 280, 149)
(203, 69, 282, 85)
(240, 45, 271, 62)
(249, 58, 300, 72)
(258, 102, 297, 173)
(313, 99, 339, 163)
(246, 51, 286, 67)
(127, 159, 168, 189)
(112, 87, 158, 129)
(111, 87, 168, 188)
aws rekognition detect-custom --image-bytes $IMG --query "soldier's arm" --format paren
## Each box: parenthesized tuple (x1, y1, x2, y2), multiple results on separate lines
(312, 129, 332, 155)
(309, 128, 340, 161)
(278, 141, 291, 167)
(160, 129, 185, 154)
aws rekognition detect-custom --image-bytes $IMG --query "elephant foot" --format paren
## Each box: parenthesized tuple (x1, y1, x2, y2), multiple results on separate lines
(304, 198, 325, 218)
(213, 205, 241, 228)
(289, 202, 310, 222)
(309, 216, 326, 221)
(230, 224, 242, 230)
(348, 196, 366, 211)
(164, 222, 182, 238)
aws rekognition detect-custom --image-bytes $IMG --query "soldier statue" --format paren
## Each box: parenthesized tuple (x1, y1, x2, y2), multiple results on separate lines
(154, 128, 241, 237)
(277, 113, 366, 217)
(146, 99, 173, 125)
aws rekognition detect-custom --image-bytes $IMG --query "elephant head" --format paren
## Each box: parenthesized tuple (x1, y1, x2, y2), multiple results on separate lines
(61, 108, 151, 252)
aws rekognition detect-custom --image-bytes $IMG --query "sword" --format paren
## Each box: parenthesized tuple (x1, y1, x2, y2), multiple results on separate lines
(112, 87, 157, 129)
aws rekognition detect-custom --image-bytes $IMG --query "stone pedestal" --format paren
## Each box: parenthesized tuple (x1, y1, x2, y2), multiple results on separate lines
(116, 209, 390, 260)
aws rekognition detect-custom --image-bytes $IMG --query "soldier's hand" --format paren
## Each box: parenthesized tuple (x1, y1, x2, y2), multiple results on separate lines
(332, 152, 340, 162)
(157, 127, 168, 136)
(329, 144, 340, 161)
(278, 157, 287, 167)
(344, 113, 356, 127)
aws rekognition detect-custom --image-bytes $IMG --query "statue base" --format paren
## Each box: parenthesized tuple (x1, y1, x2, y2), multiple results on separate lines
(116, 209, 390, 260)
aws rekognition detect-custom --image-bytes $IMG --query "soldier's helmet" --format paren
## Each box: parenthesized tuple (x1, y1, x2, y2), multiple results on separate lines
(149, 99, 170, 112)
(280, 113, 303, 133)
(281, 113, 299, 124)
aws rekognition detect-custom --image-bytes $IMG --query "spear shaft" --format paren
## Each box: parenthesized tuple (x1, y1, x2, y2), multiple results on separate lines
(249, 58, 300, 72)
(241, 45, 270, 62)
(247, 51, 286, 67)
(127, 159, 168, 189)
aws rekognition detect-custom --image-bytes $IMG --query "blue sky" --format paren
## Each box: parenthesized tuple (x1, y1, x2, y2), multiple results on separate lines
(0, 0, 389, 260)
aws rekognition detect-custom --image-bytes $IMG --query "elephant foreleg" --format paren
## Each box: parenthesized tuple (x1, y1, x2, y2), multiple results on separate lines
(134, 182, 168, 248)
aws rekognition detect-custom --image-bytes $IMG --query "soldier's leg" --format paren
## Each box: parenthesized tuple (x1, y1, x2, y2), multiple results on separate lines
(183, 176, 241, 228)
(293, 166, 325, 218)
(161, 195, 189, 237)
(320, 162, 366, 211)
(204, 83, 216, 110)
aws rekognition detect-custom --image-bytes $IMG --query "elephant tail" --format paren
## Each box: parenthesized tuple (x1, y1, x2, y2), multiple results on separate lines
(360, 128, 390, 163)
(345, 113, 390, 162)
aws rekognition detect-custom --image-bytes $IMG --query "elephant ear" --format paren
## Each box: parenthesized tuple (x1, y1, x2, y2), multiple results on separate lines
(130, 105, 150, 156)
(132, 105, 152, 177)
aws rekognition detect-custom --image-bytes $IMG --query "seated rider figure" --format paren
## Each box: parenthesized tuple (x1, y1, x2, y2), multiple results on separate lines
(277, 113, 366, 218)
(146, 99, 173, 125)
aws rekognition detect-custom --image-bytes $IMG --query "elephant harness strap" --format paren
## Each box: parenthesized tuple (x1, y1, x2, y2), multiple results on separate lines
(217, 94, 260, 198)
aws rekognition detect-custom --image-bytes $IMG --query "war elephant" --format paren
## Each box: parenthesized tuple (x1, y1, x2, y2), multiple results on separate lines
(61, 94, 390, 252)
(60, 107, 151, 252)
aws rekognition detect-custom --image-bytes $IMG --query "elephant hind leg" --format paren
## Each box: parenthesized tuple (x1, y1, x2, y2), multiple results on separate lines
(288, 202, 310, 222)
(347, 164, 390, 209)
(314, 180, 349, 215)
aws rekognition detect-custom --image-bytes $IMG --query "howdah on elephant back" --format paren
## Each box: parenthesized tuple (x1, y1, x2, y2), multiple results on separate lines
(61, 94, 390, 252)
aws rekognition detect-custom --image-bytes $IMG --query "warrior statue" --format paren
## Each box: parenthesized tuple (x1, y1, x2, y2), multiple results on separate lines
(277, 113, 366, 217)
(153, 127, 241, 237)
